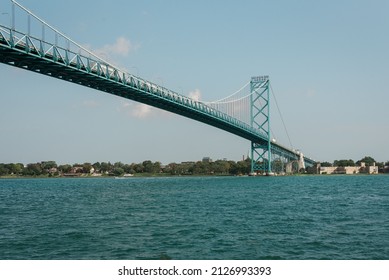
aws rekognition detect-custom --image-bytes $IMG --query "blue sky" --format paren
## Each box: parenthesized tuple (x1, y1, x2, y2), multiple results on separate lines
(0, 0, 388, 165)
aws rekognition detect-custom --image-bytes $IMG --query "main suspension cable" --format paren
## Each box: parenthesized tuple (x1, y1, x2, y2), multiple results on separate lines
(205, 81, 250, 103)
(270, 84, 294, 149)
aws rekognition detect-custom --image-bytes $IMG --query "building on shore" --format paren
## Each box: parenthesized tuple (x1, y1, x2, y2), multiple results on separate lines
(202, 157, 213, 163)
(319, 162, 379, 175)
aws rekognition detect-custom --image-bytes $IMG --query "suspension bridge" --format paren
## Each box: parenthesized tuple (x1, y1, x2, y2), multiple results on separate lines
(0, 0, 316, 174)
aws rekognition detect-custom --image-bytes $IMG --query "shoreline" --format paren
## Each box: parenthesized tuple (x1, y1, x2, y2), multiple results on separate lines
(1, 173, 386, 180)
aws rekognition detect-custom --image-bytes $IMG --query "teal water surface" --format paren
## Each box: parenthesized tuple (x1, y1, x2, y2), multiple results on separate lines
(0, 175, 388, 259)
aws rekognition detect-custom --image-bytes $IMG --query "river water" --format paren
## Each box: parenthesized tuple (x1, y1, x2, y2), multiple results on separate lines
(0, 175, 388, 259)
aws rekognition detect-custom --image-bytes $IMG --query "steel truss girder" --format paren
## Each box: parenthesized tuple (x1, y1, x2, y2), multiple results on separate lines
(0, 37, 267, 144)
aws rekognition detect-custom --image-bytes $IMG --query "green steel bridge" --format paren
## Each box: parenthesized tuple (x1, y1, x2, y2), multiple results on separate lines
(0, 0, 316, 173)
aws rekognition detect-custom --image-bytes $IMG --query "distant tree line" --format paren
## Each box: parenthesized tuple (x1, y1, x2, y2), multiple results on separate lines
(1, 156, 388, 177)
(320, 156, 388, 168)
(0, 158, 252, 177)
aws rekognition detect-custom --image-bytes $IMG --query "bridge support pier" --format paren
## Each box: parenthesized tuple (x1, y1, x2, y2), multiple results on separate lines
(298, 152, 306, 171)
(286, 162, 293, 174)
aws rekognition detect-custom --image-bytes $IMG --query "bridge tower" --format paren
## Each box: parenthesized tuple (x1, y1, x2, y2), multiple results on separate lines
(250, 76, 272, 174)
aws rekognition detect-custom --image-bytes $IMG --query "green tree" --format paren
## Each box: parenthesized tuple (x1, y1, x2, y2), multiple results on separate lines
(153, 161, 161, 173)
(23, 163, 43, 176)
(123, 164, 134, 174)
(334, 159, 355, 167)
(272, 159, 284, 173)
(82, 162, 93, 173)
(58, 164, 72, 173)
(100, 162, 112, 173)
(166, 163, 177, 175)
(0, 164, 9, 176)
(229, 161, 240, 175)
(356, 156, 376, 166)
(14, 163, 24, 175)
(142, 160, 154, 173)
(112, 167, 125, 176)
(92, 162, 101, 172)
(180, 163, 193, 175)
(133, 163, 144, 173)
(212, 160, 230, 174)
(1, 163, 24, 175)
(114, 162, 125, 169)
(41, 161, 57, 170)
(230, 159, 250, 175)
(190, 161, 211, 174)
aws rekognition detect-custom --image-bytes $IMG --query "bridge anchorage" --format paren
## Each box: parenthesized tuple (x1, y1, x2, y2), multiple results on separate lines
(0, 0, 316, 174)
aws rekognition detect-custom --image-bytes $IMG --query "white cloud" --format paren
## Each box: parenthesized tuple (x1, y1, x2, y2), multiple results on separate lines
(94, 36, 139, 58)
(132, 104, 152, 118)
(118, 102, 153, 119)
(188, 89, 201, 101)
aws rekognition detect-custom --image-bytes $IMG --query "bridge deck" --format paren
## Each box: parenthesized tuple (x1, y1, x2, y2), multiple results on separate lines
(0, 26, 316, 166)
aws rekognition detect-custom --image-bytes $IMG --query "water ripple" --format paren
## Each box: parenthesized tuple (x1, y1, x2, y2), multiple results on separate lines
(0, 176, 389, 259)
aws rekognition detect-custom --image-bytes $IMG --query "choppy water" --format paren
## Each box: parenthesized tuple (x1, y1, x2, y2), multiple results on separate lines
(0, 175, 388, 259)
